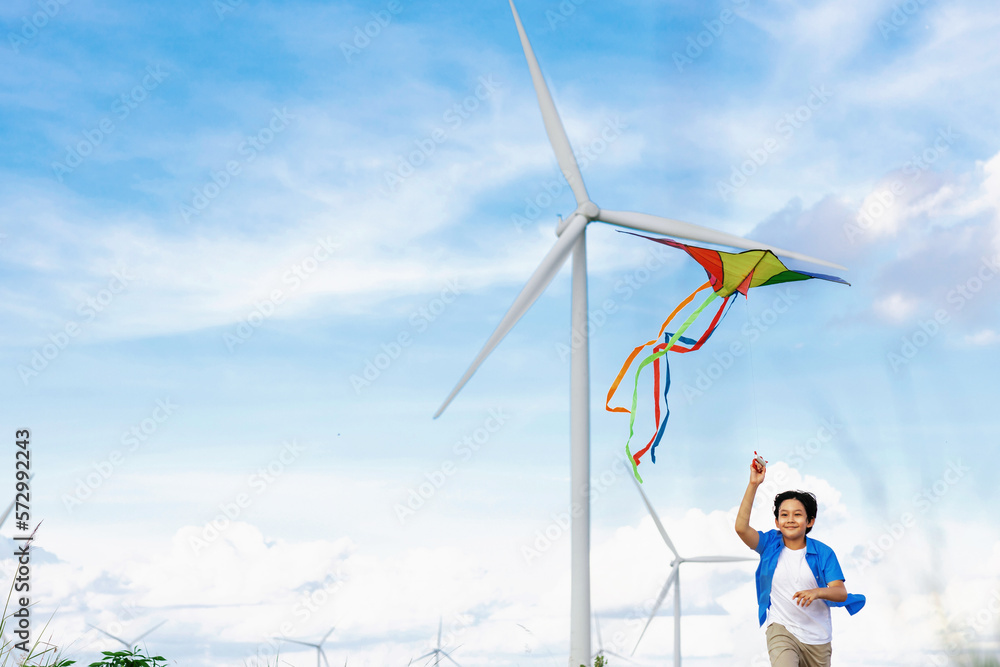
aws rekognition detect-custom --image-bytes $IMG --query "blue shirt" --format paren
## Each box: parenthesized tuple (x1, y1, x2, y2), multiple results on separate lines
(754, 529, 866, 626)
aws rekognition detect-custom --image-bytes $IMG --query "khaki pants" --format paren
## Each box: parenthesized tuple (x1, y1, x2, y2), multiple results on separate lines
(766, 623, 832, 667)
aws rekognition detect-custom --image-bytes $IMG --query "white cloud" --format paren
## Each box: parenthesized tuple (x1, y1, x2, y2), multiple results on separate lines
(962, 329, 1000, 346)
(875, 292, 920, 322)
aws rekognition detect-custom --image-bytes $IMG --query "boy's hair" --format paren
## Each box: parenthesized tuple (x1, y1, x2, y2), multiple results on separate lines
(773, 490, 818, 534)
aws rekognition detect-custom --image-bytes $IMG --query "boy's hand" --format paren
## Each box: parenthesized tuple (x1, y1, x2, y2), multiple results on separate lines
(792, 589, 821, 607)
(749, 458, 766, 485)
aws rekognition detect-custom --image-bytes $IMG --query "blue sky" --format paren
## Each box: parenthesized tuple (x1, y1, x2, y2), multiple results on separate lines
(2, 0, 1000, 664)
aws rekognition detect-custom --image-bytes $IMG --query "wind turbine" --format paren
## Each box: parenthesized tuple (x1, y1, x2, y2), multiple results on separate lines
(415, 617, 461, 667)
(275, 626, 335, 667)
(593, 613, 632, 664)
(87, 620, 165, 649)
(630, 476, 755, 665)
(433, 2, 844, 665)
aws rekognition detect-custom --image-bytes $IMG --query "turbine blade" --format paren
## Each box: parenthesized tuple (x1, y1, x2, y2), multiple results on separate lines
(88, 625, 129, 648)
(415, 651, 435, 661)
(433, 214, 587, 418)
(606, 650, 636, 663)
(631, 563, 679, 656)
(322, 626, 335, 643)
(631, 473, 680, 559)
(684, 555, 757, 563)
(596, 209, 847, 270)
(440, 650, 463, 667)
(320, 648, 331, 667)
(278, 638, 320, 648)
(437, 616, 443, 648)
(0, 499, 13, 529)
(508, 0, 589, 206)
(593, 612, 603, 650)
(132, 620, 166, 643)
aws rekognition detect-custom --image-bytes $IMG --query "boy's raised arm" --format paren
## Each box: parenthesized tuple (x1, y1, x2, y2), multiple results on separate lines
(735, 458, 766, 550)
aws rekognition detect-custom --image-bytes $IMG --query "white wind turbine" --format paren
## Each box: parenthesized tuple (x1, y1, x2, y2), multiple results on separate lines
(275, 626, 336, 667)
(87, 620, 166, 649)
(631, 476, 755, 665)
(434, 2, 844, 665)
(415, 617, 461, 667)
(593, 613, 632, 664)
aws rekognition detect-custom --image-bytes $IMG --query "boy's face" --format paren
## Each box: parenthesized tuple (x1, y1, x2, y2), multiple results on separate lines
(775, 498, 815, 541)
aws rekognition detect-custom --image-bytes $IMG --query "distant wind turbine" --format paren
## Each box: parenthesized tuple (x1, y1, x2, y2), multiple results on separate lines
(433, 2, 843, 665)
(416, 617, 461, 667)
(87, 620, 165, 649)
(593, 613, 632, 664)
(631, 476, 755, 665)
(275, 626, 335, 667)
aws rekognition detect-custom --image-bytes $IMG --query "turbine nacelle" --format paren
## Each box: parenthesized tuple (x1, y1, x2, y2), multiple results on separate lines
(555, 201, 600, 236)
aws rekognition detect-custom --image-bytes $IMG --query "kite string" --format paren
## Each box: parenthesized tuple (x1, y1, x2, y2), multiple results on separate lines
(743, 296, 761, 450)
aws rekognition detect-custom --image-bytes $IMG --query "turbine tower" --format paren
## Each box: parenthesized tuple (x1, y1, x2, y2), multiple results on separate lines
(87, 620, 165, 649)
(275, 626, 335, 667)
(434, 3, 843, 664)
(415, 617, 461, 667)
(631, 476, 755, 665)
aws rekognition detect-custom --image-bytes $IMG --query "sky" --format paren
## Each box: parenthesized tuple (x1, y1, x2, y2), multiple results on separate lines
(1, 0, 1000, 664)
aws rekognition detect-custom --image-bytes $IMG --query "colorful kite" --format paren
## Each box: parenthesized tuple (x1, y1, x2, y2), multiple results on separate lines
(606, 232, 849, 482)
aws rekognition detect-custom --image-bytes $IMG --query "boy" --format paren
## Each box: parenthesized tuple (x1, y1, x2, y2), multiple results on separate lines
(735, 456, 865, 666)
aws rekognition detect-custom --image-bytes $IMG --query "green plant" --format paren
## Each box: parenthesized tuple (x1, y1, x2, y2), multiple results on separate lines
(962, 656, 1000, 667)
(87, 648, 164, 667)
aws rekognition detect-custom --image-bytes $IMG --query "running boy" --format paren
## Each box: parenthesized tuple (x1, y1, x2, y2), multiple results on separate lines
(735, 456, 865, 666)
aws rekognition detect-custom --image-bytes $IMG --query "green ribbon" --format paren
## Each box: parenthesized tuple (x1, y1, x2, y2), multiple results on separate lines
(625, 290, 720, 482)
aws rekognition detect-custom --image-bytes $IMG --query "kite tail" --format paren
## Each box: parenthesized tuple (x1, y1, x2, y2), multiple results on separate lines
(605, 281, 711, 416)
(624, 290, 720, 480)
(645, 295, 736, 464)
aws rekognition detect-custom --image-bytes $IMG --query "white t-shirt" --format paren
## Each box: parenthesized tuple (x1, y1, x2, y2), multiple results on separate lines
(765, 545, 832, 644)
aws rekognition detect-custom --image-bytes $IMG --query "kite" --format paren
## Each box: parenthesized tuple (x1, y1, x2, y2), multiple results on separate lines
(606, 232, 849, 482)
